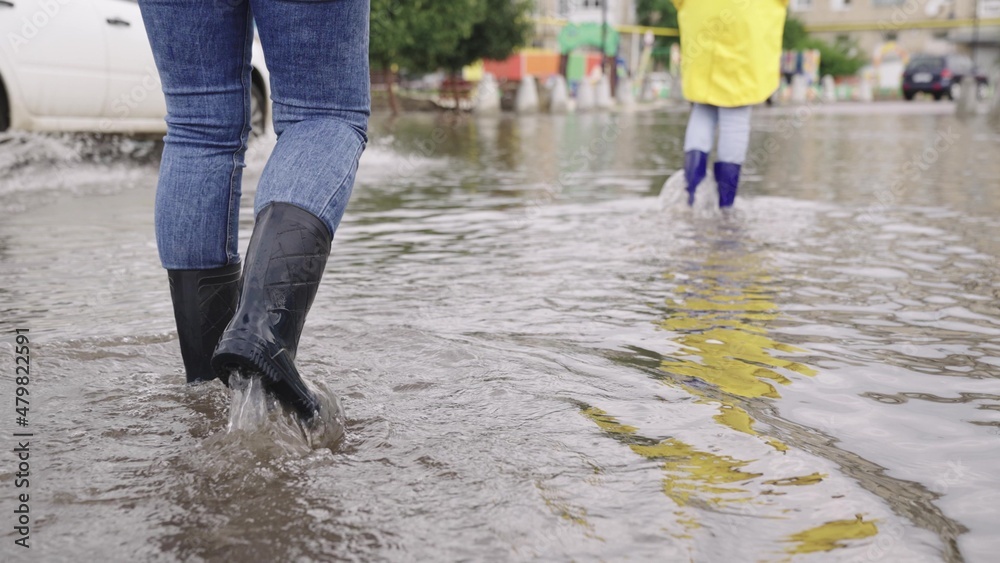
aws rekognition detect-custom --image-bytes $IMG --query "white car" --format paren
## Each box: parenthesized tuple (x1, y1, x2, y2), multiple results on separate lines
(0, 0, 270, 134)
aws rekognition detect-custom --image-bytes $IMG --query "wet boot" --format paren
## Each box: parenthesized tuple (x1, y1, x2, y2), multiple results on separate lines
(714, 161, 742, 208)
(167, 263, 241, 384)
(212, 203, 330, 420)
(683, 150, 708, 206)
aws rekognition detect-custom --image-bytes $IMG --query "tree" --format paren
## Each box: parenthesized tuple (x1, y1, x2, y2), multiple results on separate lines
(396, 1, 487, 72)
(636, 0, 678, 67)
(370, 0, 534, 113)
(438, 0, 533, 73)
(436, 0, 532, 106)
(783, 16, 866, 77)
(370, 0, 484, 113)
(782, 17, 809, 51)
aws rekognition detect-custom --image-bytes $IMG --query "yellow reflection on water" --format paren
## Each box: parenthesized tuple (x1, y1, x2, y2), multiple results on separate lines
(632, 438, 761, 508)
(657, 251, 815, 448)
(660, 265, 816, 401)
(785, 515, 879, 554)
(535, 482, 597, 536)
(573, 242, 882, 554)
(582, 407, 760, 535)
(763, 473, 826, 487)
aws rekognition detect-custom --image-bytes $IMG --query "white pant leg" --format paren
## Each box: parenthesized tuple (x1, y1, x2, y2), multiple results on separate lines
(683, 103, 718, 153)
(717, 105, 753, 164)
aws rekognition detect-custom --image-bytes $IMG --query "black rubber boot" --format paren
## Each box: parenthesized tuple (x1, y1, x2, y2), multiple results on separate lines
(167, 263, 241, 384)
(212, 203, 330, 420)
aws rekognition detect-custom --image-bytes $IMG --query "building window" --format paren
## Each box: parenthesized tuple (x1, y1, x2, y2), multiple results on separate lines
(791, 0, 812, 10)
(981, 1, 1000, 18)
(830, 0, 851, 10)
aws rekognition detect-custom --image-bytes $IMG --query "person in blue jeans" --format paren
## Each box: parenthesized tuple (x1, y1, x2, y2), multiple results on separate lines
(138, 0, 370, 421)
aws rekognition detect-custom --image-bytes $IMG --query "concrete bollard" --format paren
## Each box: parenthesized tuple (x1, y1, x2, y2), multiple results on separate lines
(640, 78, 656, 102)
(821, 74, 837, 103)
(577, 80, 596, 111)
(515, 75, 539, 114)
(990, 70, 1000, 125)
(955, 75, 977, 117)
(670, 74, 684, 101)
(617, 76, 635, 107)
(791, 74, 808, 104)
(474, 73, 501, 115)
(549, 75, 570, 114)
(858, 77, 874, 102)
(596, 75, 614, 109)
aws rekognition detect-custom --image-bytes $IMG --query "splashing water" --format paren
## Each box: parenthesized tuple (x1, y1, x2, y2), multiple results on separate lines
(657, 169, 759, 234)
(226, 371, 271, 433)
(0, 131, 160, 213)
(301, 379, 348, 450)
(225, 370, 346, 452)
(659, 169, 723, 215)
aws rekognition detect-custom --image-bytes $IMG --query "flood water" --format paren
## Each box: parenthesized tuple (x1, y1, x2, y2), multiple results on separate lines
(1, 101, 999, 562)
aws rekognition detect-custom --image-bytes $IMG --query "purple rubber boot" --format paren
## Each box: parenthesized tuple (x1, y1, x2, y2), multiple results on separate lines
(683, 150, 708, 206)
(714, 161, 742, 208)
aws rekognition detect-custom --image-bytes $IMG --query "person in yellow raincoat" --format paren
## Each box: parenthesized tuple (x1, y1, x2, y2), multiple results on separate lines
(674, 0, 787, 207)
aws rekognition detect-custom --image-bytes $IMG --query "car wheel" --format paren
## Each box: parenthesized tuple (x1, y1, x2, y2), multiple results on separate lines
(933, 92, 943, 101)
(903, 91, 915, 101)
(250, 82, 266, 138)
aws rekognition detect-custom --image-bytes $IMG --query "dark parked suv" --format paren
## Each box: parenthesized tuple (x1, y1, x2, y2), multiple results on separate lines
(902, 54, 987, 101)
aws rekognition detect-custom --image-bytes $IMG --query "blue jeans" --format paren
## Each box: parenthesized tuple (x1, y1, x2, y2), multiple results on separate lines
(138, 0, 370, 270)
(683, 104, 751, 164)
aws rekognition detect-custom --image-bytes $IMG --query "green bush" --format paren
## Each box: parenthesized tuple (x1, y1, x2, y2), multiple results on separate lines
(784, 17, 867, 78)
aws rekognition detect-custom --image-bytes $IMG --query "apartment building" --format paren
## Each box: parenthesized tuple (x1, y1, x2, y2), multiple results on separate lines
(790, 0, 1000, 69)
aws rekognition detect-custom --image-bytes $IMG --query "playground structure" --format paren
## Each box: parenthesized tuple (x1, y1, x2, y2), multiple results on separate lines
(482, 22, 623, 100)
(556, 22, 621, 95)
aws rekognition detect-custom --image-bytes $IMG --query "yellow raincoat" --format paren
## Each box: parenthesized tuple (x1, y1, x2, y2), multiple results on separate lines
(674, 0, 788, 107)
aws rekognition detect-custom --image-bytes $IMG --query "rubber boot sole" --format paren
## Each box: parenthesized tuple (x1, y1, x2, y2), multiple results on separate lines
(213, 335, 320, 420)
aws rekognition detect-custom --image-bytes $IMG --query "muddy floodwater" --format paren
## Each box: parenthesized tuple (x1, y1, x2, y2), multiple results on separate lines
(1, 101, 1000, 562)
